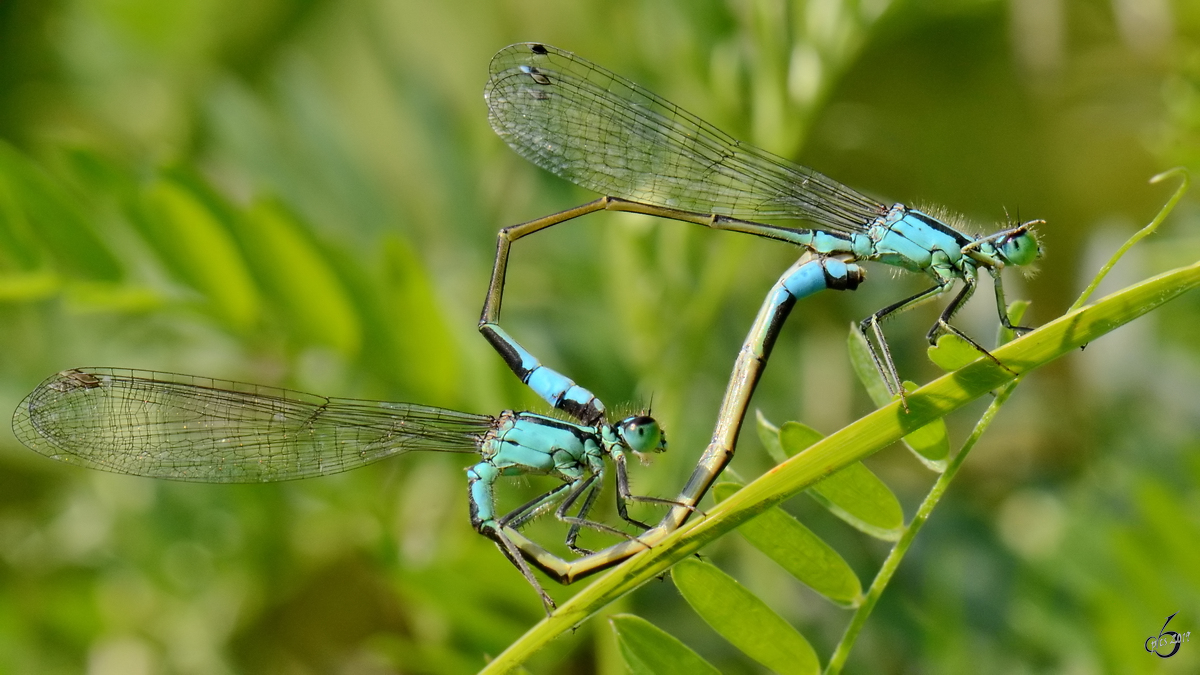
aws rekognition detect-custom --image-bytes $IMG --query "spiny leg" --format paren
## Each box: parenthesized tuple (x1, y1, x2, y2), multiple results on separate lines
(501, 480, 577, 530)
(470, 470, 643, 612)
(469, 467, 644, 606)
(553, 474, 652, 554)
(962, 219, 1042, 335)
(925, 275, 977, 344)
(858, 282, 949, 403)
(501, 524, 653, 586)
(485, 524, 558, 613)
(558, 474, 605, 555)
(495, 471, 647, 553)
(989, 268, 1034, 335)
(960, 221, 1043, 259)
(613, 451, 688, 530)
(926, 278, 1019, 378)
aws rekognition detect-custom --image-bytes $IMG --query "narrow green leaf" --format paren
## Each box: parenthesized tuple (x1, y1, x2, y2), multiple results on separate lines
(755, 410, 788, 464)
(672, 558, 819, 675)
(136, 180, 260, 329)
(0, 142, 123, 280)
(609, 614, 720, 675)
(63, 282, 163, 313)
(0, 271, 59, 301)
(714, 483, 862, 606)
(238, 199, 362, 356)
(846, 325, 891, 404)
(848, 325, 950, 469)
(379, 235, 459, 402)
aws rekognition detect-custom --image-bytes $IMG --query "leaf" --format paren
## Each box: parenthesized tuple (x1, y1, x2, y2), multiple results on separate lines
(755, 410, 788, 464)
(63, 281, 163, 313)
(135, 179, 260, 330)
(672, 558, 819, 675)
(767, 416, 913, 530)
(609, 614, 720, 675)
(0, 142, 123, 280)
(779, 420, 824, 455)
(714, 483, 862, 606)
(846, 325, 891, 404)
(926, 333, 979, 372)
(806, 462, 905, 541)
(894, 382, 949, 470)
(237, 199, 362, 356)
(849, 326, 950, 469)
(777, 421, 905, 540)
(379, 235, 459, 402)
(0, 271, 59, 301)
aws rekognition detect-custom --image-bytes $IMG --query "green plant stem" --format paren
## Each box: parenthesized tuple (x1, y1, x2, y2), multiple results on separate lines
(1071, 168, 1189, 311)
(823, 378, 1021, 674)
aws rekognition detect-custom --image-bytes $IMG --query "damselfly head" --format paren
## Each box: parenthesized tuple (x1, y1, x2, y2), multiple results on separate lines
(616, 415, 667, 458)
(997, 220, 1044, 267)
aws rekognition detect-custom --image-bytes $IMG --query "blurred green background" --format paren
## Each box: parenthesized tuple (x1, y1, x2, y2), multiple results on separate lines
(1, 0, 1199, 673)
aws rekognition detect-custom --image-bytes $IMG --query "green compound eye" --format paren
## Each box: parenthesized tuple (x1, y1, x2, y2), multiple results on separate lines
(1001, 230, 1040, 267)
(618, 416, 666, 454)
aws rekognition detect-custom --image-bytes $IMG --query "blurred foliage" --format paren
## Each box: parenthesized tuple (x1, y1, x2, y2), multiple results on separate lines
(1, 0, 1199, 673)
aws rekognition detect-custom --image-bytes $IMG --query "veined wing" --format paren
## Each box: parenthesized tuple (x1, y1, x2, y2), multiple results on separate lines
(13, 368, 491, 483)
(486, 42, 886, 231)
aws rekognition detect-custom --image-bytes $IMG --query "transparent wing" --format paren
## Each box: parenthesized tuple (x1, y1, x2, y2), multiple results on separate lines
(486, 42, 886, 231)
(13, 368, 492, 483)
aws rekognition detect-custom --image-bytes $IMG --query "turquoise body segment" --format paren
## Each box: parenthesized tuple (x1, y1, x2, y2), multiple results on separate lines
(467, 462, 502, 523)
(782, 257, 856, 298)
(482, 412, 595, 476)
(480, 323, 605, 423)
(748, 256, 865, 358)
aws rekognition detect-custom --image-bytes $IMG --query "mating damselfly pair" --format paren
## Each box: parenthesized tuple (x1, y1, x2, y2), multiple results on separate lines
(12, 42, 1041, 612)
